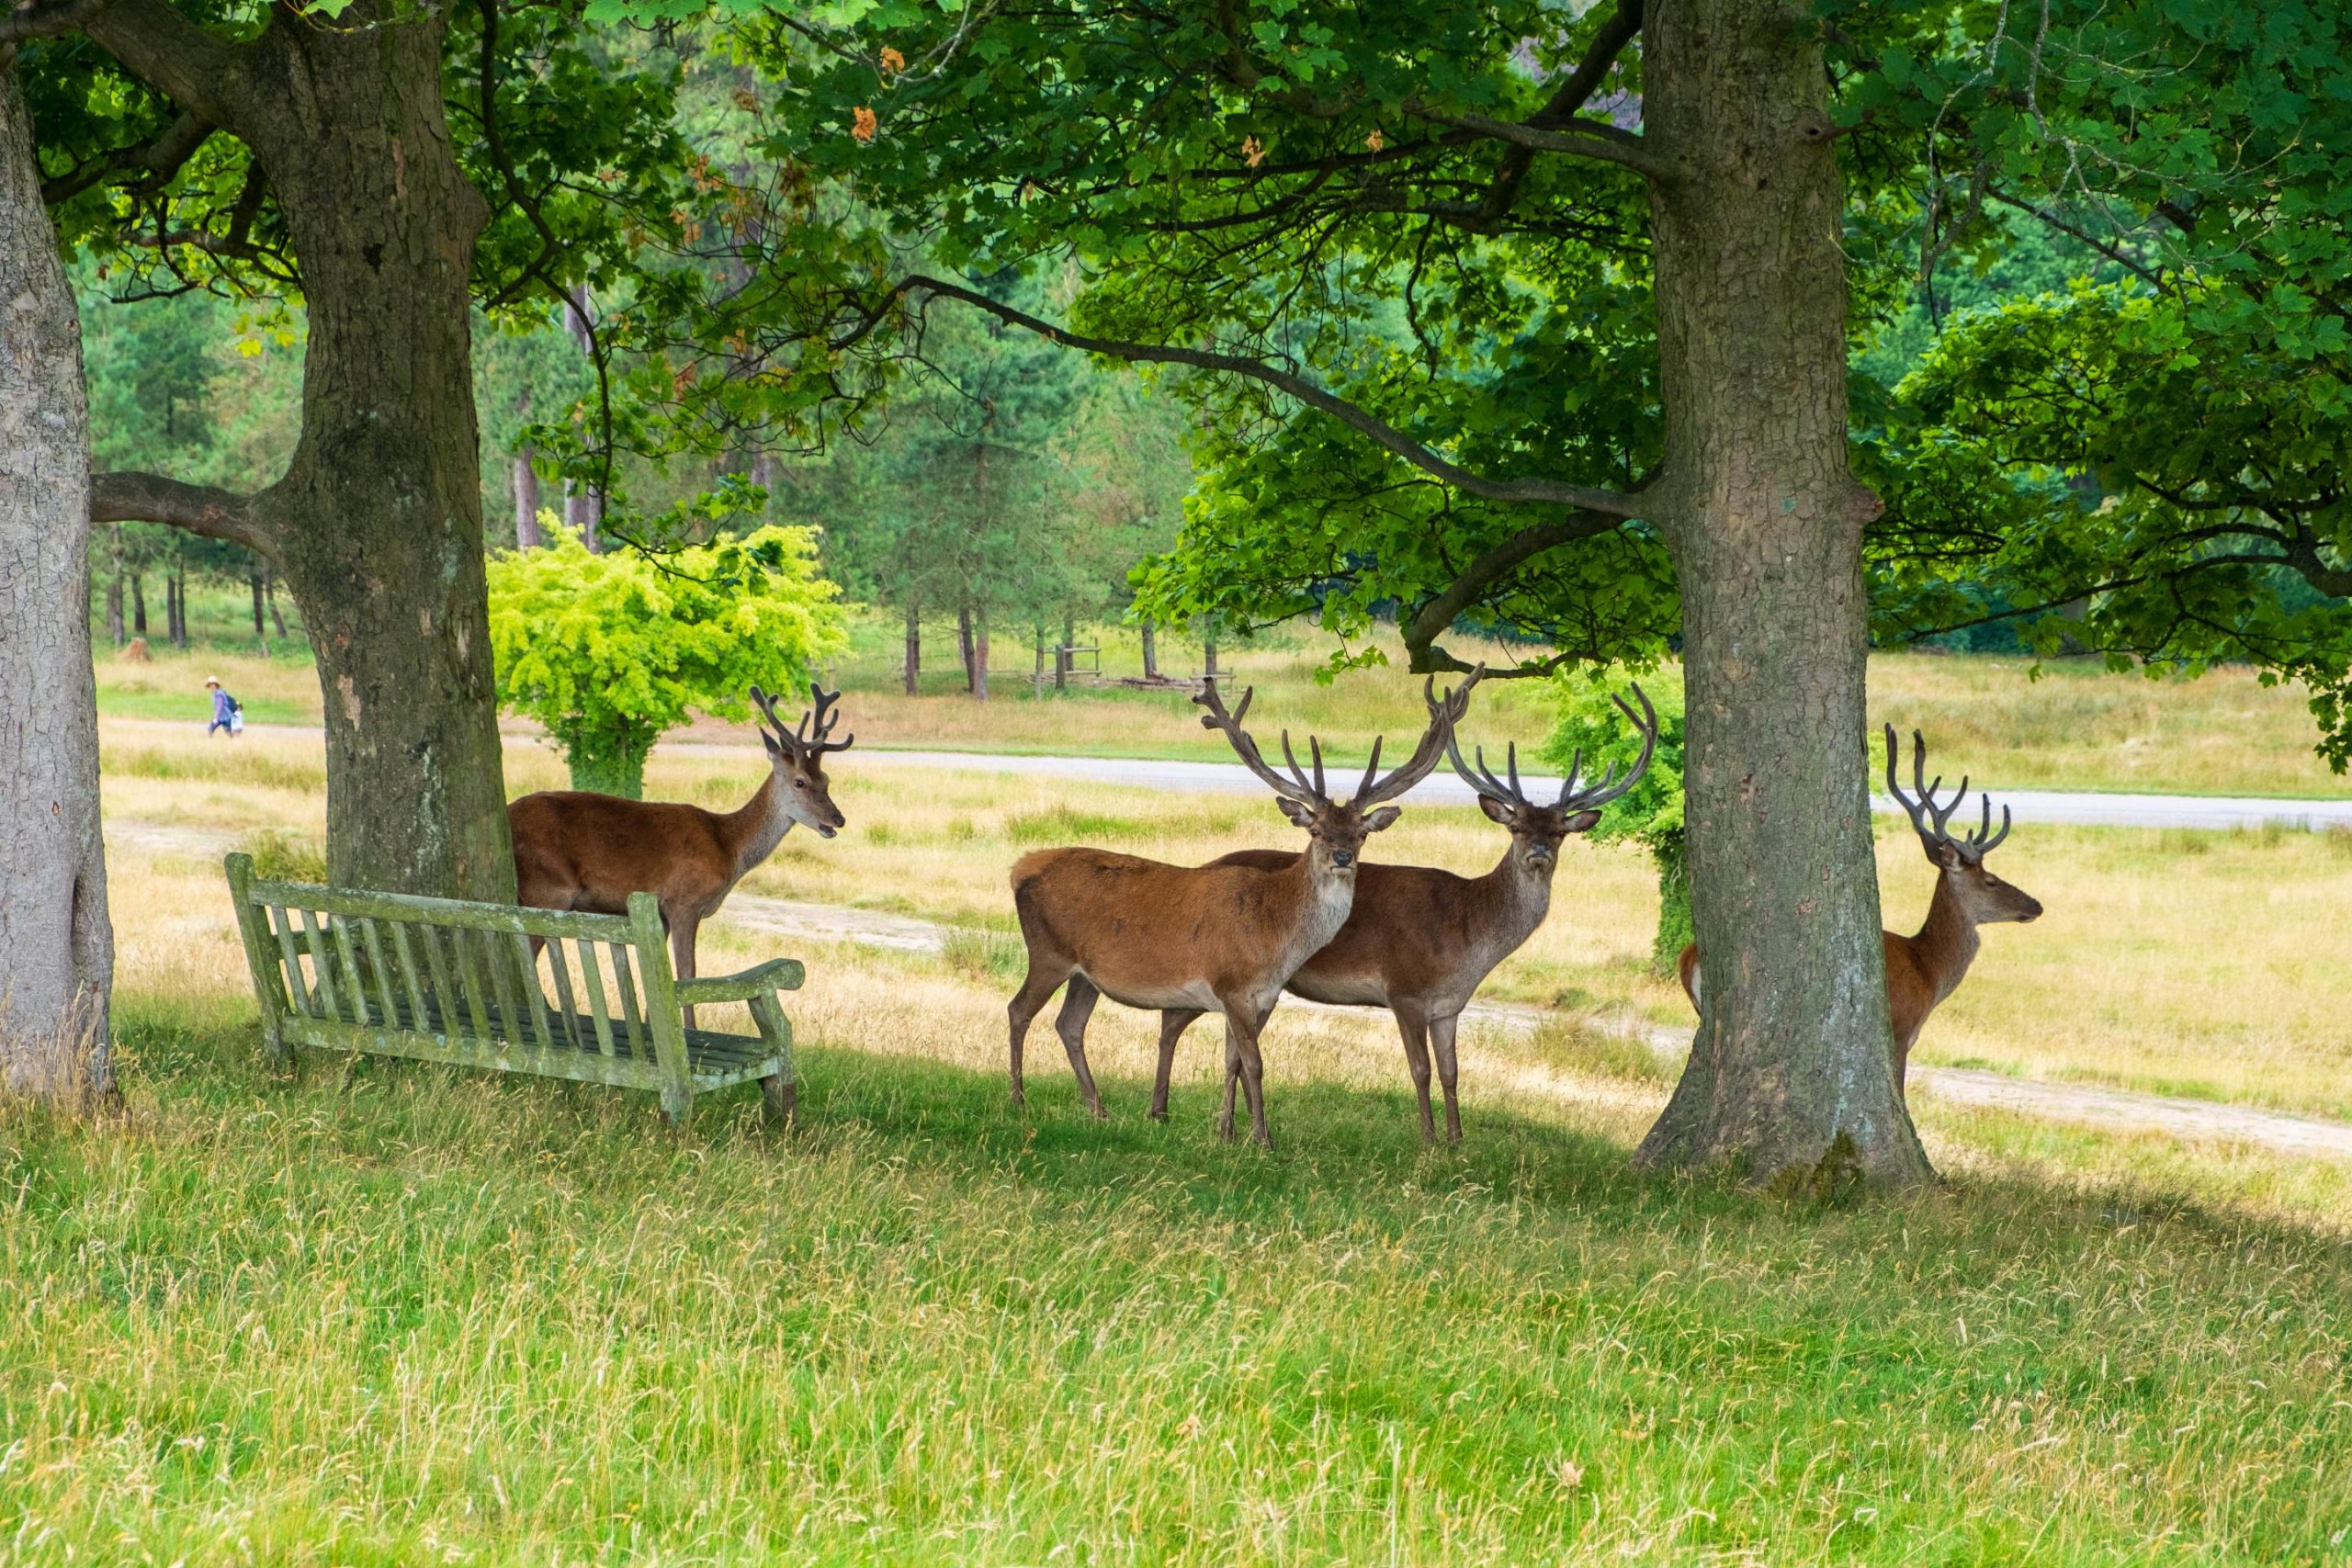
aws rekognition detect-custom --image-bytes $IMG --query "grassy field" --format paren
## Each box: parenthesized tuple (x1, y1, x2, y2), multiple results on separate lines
(95, 714, 2352, 1120)
(17, 721, 2352, 1562)
(102, 610, 2352, 800)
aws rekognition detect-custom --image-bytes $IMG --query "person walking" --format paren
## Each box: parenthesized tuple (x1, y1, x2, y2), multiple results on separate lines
(205, 676, 243, 739)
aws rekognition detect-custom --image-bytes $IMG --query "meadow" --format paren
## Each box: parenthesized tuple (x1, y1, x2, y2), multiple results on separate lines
(102, 602, 2352, 799)
(34, 646, 2352, 1563)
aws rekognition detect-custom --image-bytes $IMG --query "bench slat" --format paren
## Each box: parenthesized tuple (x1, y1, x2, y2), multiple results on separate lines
(330, 913, 370, 1025)
(246, 876, 632, 942)
(609, 942, 644, 1048)
(389, 919, 432, 1038)
(518, 934, 567, 1051)
(296, 906, 344, 1022)
(268, 903, 312, 1016)
(575, 941, 617, 1058)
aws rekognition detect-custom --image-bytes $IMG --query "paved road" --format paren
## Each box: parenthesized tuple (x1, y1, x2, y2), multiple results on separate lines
(189, 720, 2352, 830)
(844, 748, 2352, 831)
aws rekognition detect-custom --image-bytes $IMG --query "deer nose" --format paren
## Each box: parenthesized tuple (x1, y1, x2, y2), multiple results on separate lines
(1331, 848, 1355, 867)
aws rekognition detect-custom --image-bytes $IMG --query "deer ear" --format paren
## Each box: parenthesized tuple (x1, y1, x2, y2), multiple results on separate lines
(1276, 797, 1315, 829)
(1928, 839, 1962, 868)
(762, 728, 783, 761)
(1564, 808, 1603, 834)
(1363, 806, 1403, 834)
(1477, 795, 1514, 826)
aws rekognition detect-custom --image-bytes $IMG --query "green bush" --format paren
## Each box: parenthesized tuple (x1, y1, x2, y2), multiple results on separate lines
(487, 521, 850, 798)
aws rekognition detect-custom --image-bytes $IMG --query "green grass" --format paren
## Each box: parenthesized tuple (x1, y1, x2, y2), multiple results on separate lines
(6, 995, 2350, 1564)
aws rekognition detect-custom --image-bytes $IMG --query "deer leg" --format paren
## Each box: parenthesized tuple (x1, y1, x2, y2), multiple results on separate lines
(1150, 1009, 1206, 1122)
(1053, 976, 1109, 1119)
(1430, 1012, 1464, 1145)
(1216, 1019, 1243, 1143)
(1006, 964, 1069, 1109)
(1223, 1000, 1274, 1151)
(1392, 1005, 1436, 1145)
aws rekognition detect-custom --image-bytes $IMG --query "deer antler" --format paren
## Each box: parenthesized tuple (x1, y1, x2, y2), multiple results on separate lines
(1352, 668, 1482, 807)
(1448, 679, 1655, 814)
(1196, 681, 1322, 804)
(1884, 726, 2008, 860)
(749, 682, 855, 758)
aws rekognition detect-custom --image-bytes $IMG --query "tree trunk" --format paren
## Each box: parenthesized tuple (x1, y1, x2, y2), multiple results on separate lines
(903, 602, 921, 695)
(973, 610, 990, 703)
(1203, 626, 1218, 680)
(751, 450, 779, 517)
(958, 604, 977, 692)
(561, 288, 604, 551)
(130, 570, 145, 636)
(1634, 0, 1925, 1187)
(1140, 619, 1158, 680)
(165, 563, 185, 647)
(513, 437, 542, 550)
(105, 527, 124, 646)
(164, 9, 515, 899)
(266, 571, 288, 639)
(0, 63, 115, 1102)
(251, 570, 266, 640)
(1034, 625, 1046, 684)
(1057, 613, 1073, 690)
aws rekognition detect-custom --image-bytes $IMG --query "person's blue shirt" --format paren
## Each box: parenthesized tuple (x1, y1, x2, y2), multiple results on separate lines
(211, 687, 233, 723)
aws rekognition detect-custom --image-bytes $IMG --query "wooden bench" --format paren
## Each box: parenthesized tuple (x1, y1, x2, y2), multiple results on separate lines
(223, 852, 800, 1128)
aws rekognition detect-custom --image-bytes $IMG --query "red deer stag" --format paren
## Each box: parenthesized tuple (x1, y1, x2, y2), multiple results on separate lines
(1153, 682, 1658, 1144)
(1006, 675, 1473, 1147)
(511, 684, 854, 1018)
(1679, 726, 2041, 1092)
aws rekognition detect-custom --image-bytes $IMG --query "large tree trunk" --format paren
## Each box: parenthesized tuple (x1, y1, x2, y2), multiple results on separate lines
(0, 63, 114, 1102)
(1636, 0, 1926, 1185)
(89, 8, 518, 897)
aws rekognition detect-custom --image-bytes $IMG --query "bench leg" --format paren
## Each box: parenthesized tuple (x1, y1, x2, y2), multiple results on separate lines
(749, 992, 797, 1131)
(660, 1084, 693, 1131)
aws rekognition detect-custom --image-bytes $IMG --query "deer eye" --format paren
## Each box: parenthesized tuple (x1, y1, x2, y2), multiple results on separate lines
(793, 777, 808, 789)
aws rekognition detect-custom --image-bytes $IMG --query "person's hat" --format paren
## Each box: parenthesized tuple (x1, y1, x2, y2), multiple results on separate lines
(204, 676, 221, 687)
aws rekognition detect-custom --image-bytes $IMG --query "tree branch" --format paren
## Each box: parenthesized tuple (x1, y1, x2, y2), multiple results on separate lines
(79, 0, 253, 132)
(39, 108, 210, 206)
(1400, 509, 1628, 671)
(882, 276, 1648, 517)
(89, 470, 272, 556)
(1397, 101, 1672, 181)
(1457, 0, 1646, 220)
(0, 0, 106, 45)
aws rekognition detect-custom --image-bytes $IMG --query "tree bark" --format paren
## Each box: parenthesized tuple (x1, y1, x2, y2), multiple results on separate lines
(266, 570, 287, 638)
(0, 62, 114, 1102)
(130, 570, 145, 635)
(903, 602, 921, 695)
(958, 603, 976, 692)
(1635, 0, 1926, 1186)
(250, 570, 266, 640)
(105, 527, 124, 645)
(973, 610, 990, 703)
(165, 561, 184, 647)
(560, 288, 603, 551)
(1140, 619, 1158, 680)
(82, 5, 516, 899)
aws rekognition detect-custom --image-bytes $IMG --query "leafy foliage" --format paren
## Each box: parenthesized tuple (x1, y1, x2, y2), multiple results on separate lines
(487, 521, 848, 796)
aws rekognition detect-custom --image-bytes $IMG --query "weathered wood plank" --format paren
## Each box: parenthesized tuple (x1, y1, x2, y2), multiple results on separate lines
(246, 877, 631, 942)
(576, 941, 617, 1058)
(224, 854, 291, 1067)
(268, 903, 313, 1017)
(296, 906, 344, 1023)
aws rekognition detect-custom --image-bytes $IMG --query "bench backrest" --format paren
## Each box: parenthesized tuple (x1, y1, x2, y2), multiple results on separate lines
(224, 852, 684, 1074)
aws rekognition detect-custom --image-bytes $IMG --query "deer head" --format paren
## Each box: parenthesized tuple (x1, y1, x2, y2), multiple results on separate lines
(1195, 673, 1475, 872)
(1451, 682, 1658, 875)
(1884, 726, 2041, 925)
(750, 682, 854, 839)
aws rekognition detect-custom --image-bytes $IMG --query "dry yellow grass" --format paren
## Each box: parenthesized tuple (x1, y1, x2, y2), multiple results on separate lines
(99, 712, 2352, 1123)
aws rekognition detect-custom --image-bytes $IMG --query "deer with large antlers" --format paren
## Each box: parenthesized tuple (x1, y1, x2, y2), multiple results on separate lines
(1679, 726, 2041, 1092)
(511, 684, 854, 1019)
(1155, 682, 1658, 1144)
(1006, 676, 1473, 1147)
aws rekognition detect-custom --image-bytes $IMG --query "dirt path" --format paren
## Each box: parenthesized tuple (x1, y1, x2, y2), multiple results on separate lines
(115, 816, 2352, 1162)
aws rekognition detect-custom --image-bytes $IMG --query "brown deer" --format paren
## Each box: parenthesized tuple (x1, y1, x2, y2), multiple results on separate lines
(511, 683, 854, 1016)
(1153, 682, 1658, 1144)
(1678, 726, 2042, 1092)
(1006, 675, 1473, 1147)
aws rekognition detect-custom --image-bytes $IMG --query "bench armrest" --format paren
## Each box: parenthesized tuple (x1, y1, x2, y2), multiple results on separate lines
(674, 957, 806, 1006)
